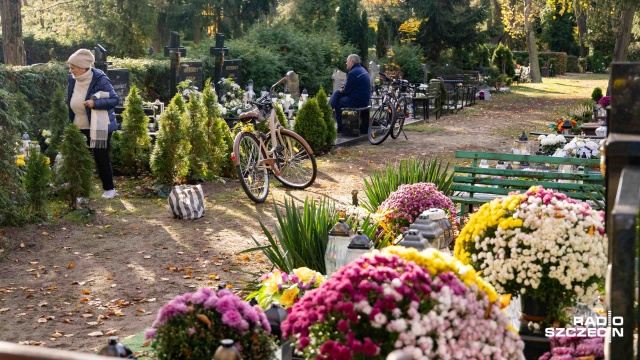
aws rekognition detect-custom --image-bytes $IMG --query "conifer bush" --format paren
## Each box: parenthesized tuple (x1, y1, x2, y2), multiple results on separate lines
(186, 94, 208, 182)
(0, 90, 29, 226)
(315, 88, 336, 149)
(57, 125, 95, 210)
(24, 149, 51, 218)
(202, 80, 234, 178)
(45, 88, 68, 162)
(150, 94, 191, 187)
(293, 98, 326, 153)
(120, 86, 152, 177)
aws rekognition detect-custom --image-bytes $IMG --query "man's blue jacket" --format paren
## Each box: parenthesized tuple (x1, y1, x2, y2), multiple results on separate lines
(341, 63, 370, 107)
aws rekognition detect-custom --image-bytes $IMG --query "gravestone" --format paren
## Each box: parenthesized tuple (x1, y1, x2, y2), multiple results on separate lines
(163, 31, 186, 57)
(332, 70, 347, 93)
(178, 61, 203, 91)
(368, 61, 379, 89)
(209, 33, 229, 99)
(107, 69, 130, 106)
(285, 71, 300, 99)
(94, 44, 111, 73)
(221, 59, 242, 84)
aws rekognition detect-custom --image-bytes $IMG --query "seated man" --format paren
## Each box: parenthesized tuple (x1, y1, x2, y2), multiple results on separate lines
(329, 54, 371, 132)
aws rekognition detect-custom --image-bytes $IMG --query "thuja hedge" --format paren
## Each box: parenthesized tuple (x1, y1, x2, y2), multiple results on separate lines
(513, 51, 568, 75)
(0, 35, 95, 64)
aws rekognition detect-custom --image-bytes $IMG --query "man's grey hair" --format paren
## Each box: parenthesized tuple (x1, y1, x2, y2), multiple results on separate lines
(348, 54, 360, 64)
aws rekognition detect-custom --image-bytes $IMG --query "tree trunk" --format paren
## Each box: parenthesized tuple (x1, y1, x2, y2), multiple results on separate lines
(193, 16, 202, 45)
(524, 0, 541, 83)
(152, 12, 168, 56)
(607, 0, 638, 95)
(0, 0, 27, 65)
(490, 0, 504, 44)
(576, 14, 588, 57)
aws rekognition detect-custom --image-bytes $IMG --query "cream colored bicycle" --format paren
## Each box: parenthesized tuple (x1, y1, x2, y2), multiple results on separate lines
(231, 71, 317, 203)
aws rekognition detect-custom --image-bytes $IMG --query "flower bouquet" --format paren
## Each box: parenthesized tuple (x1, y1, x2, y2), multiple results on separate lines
(597, 96, 610, 108)
(376, 182, 457, 242)
(538, 134, 566, 155)
(246, 267, 325, 309)
(218, 78, 247, 117)
(539, 333, 604, 359)
(282, 246, 525, 359)
(454, 186, 607, 321)
(553, 136, 601, 159)
(548, 118, 580, 134)
(146, 287, 275, 359)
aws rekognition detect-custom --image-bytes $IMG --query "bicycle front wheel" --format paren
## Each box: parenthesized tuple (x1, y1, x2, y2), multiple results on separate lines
(368, 103, 394, 145)
(235, 132, 269, 203)
(267, 130, 317, 189)
(391, 97, 410, 139)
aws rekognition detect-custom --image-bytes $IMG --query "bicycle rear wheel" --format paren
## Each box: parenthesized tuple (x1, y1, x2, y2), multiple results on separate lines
(235, 132, 269, 203)
(368, 103, 394, 145)
(391, 97, 410, 139)
(267, 130, 317, 189)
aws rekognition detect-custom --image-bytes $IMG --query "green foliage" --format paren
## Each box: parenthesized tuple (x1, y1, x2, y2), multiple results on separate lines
(185, 94, 208, 182)
(362, 158, 454, 213)
(289, 0, 340, 32)
(336, 0, 359, 45)
(358, 11, 370, 65)
(275, 104, 290, 130)
(119, 86, 152, 176)
(24, 149, 51, 218)
(566, 55, 580, 73)
(586, 52, 609, 73)
(376, 16, 390, 60)
(202, 80, 234, 178)
(242, 197, 338, 274)
(109, 131, 124, 176)
(540, 4, 579, 55)
(150, 94, 191, 186)
(591, 87, 604, 102)
(0, 90, 28, 226)
(513, 51, 568, 75)
(0, 64, 68, 137)
(57, 125, 95, 210)
(385, 43, 424, 83)
(492, 43, 515, 77)
(315, 88, 336, 149)
(293, 98, 326, 153)
(46, 88, 69, 162)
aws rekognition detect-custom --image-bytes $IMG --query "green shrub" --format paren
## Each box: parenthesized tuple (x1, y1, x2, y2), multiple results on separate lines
(110, 131, 124, 176)
(293, 98, 326, 153)
(119, 86, 152, 176)
(0, 64, 68, 137)
(24, 148, 51, 218)
(315, 88, 335, 149)
(362, 158, 453, 213)
(150, 94, 191, 187)
(492, 43, 515, 77)
(587, 52, 607, 73)
(57, 125, 95, 210)
(185, 94, 208, 182)
(384, 43, 424, 83)
(45, 88, 69, 162)
(242, 197, 338, 274)
(566, 55, 579, 73)
(591, 87, 603, 102)
(202, 80, 234, 178)
(0, 90, 29, 226)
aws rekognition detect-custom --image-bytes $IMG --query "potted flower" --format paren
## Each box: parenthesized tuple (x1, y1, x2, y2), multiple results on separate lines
(376, 182, 457, 244)
(552, 136, 602, 159)
(538, 134, 567, 155)
(146, 287, 276, 359)
(246, 267, 325, 309)
(454, 186, 607, 325)
(539, 333, 604, 359)
(282, 246, 525, 359)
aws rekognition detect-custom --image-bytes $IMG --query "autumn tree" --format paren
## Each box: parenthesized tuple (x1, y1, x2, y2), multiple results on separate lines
(1, 0, 27, 65)
(607, 0, 639, 93)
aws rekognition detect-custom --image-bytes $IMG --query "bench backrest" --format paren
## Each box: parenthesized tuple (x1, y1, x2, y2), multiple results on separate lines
(452, 151, 604, 202)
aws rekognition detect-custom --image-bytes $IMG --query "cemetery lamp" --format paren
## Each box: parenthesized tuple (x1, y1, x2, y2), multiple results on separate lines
(399, 229, 429, 250)
(248, 79, 254, 100)
(301, 89, 308, 102)
(407, 213, 443, 249)
(343, 229, 373, 268)
(325, 218, 353, 276)
(424, 209, 453, 249)
(517, 131, 530, 155)
(285, 88, 291, 102)
(261, 86, 268, 98)
(562, 119, 573, 135)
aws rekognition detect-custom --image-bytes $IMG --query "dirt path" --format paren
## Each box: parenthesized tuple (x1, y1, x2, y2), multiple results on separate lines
(0, 74, 608, 353)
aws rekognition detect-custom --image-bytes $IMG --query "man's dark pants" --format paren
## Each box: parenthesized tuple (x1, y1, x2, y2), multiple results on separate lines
(329, 90, 366, 132)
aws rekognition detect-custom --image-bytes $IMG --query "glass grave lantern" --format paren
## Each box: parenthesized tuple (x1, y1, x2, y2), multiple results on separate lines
(424, 208, 454, 249)
(343, 229, 373, 266)
(324, 218, 353, 275)
(399, 229, 430, 250)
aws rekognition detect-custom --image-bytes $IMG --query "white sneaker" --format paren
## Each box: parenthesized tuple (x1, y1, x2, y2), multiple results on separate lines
(101, 189, 116, 199)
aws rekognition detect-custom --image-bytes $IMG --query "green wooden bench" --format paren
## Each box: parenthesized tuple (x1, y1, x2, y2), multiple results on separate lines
(451, 151, 604, 221)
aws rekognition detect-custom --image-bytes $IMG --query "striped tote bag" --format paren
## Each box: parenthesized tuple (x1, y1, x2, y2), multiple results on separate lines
(168, 185, 205, 219)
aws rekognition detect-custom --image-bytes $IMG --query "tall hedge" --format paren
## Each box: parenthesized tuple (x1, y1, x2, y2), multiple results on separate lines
(293, 98, 326, 152)
(202, 80, 234, 178)
(46, 88, 69, 162)
(57, 125, 95, 210)
(186, 94, 208, 182)
(315, 88, 336, 149)
(150, 94, 191, 186)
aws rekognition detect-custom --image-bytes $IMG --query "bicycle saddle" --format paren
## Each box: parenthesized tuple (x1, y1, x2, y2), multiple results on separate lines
(238, 109, 266, 122)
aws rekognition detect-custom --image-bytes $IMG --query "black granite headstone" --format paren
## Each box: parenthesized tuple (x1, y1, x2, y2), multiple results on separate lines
(107, 68, 130, 106)
(178, 61, 203, 91)
(221, 59, 242, 84)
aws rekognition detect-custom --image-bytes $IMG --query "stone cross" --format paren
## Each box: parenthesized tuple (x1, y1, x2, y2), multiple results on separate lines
(209, 33, 229, 99)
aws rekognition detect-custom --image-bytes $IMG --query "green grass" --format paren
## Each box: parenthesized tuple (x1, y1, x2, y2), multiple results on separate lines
(404, 123, 446, 133)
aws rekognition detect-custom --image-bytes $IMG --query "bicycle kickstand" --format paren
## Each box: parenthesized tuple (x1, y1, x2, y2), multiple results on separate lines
(401, 127, 408, 140)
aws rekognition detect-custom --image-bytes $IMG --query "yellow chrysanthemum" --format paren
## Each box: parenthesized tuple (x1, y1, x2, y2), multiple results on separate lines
(45, 157, 50, 165)
(293, 267, 316, 284)
(382, 246, 499, 303)
(280, 286, 299, 307)
(15, 158, 26, 167)
(263, 271, 283, 294)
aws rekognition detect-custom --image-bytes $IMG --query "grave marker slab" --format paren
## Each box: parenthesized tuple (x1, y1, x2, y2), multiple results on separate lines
(107, 69, 130, 106)
(286, 71, 300, 99)
(178, 61, 203, 91)
(222, 59, 242, 84)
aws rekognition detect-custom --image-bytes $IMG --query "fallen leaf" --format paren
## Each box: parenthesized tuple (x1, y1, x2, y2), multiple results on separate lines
(38, 301, 47, 307)
(82, 289, 90, 294)
(196, 314, 212, 328)
(144, 255, 151, 259)
(30, 261, 38, 265)
(64, 334, 75, 337)
(105, 330, 118, 336)
(0, 308, 9, 313)
(106, 276, 113, 281)
(63, 319, 72, 324)
(67, 262, 74, 269)
(51, 332, 63, 338)
(42, 232, 48, 236)
(88, 331, 104, 337)
(37, 318, 47, 323)
(20, 243, 25, 248)
(86, 321, 99, 326)
(81, 314, 93, 319)
(136, 308, 145, 313)
(141, 339, 151, 347)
